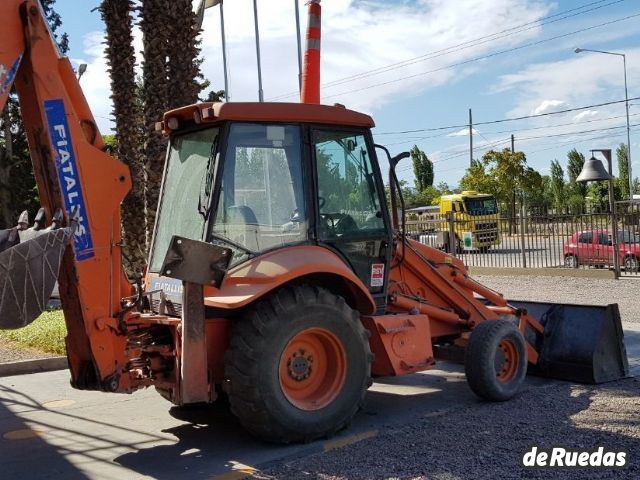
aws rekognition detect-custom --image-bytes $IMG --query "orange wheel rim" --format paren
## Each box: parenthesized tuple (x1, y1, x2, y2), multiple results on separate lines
(278, 328, 347, 411)
(496, 339, 519, 383)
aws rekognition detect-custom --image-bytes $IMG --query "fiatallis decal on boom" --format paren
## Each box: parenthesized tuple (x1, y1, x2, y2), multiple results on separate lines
(44, 98, 94, 261)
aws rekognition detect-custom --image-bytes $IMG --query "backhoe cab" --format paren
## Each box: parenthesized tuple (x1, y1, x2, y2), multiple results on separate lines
(0, 0, 629, 444)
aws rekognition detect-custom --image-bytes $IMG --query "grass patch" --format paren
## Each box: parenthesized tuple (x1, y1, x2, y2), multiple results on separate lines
(0, 310, 67, 355)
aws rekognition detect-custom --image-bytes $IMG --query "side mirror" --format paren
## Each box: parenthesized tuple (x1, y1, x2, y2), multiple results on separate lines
(390, 151, 411, 169)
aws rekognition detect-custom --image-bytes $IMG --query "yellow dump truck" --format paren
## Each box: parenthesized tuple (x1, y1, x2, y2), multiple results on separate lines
(439, 191, 500, 252)
(410, 192, 500, 252)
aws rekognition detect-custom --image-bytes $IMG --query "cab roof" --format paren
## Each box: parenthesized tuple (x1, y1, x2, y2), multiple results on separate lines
(160, 102, 375, 135)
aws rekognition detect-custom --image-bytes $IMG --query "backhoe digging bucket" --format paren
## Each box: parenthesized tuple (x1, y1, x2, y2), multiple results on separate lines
(0, 215, 75, 330)
(511, 300, 629, 384)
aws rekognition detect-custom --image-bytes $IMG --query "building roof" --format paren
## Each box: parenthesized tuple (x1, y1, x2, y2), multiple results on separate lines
(162, 102, 375, 134)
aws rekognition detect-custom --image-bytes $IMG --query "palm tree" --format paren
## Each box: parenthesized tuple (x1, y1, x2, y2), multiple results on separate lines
(167, 0, 201, 109)
(100, 0, 147, 275)
(139, 0, 171, 232)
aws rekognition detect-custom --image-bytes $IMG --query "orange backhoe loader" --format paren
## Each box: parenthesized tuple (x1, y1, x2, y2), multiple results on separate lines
(0, 0, 629, 443)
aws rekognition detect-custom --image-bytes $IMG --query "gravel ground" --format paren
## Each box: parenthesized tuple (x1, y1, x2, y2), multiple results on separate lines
(0, 340, 57, 364)
(260, 274, 640, 480)
(473, 275, 639, 325)
(263, 379, 640, 480)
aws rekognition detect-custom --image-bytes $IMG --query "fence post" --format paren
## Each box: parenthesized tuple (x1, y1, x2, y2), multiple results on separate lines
(612, 206, 621, 279)
(519, 203, 527, 269)
(447, 211, 456, 255)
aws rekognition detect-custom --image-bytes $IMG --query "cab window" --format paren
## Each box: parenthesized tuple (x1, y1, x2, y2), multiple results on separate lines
(211, 123, 306, 264)
(313, 130, 384, 239)
(578, 232, 593, 244)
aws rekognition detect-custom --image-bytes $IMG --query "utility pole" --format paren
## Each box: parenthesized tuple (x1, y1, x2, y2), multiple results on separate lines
(252, 0, 264, 102)
(294, 0, 303, 94)
(511, 134, 515, 153)
(468, 108, 473, 167)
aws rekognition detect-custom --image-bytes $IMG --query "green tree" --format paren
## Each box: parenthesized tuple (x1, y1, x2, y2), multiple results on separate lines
(0, 0, 67, 228)
(521, 168, 547, 207)
(549, 159, 565, 210)
(566, 149, 586, 195)
(459, 159, 495, 197)
(411, 145, 434, 192)
(616, 143, 630, 199)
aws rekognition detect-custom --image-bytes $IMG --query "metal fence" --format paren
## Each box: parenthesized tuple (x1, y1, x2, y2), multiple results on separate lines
(406, 201, 640, 278)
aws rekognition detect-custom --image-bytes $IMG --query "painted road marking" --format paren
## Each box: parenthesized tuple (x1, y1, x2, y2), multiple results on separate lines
(211, 461, 258, 480)
(3, 426, 48, 440)
(42, 399, 76, 409)
(323, 429, 378, 452)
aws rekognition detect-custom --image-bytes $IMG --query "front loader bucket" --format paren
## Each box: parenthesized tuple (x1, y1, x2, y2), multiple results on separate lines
(0, 225, 74, 329)
(511, 300, 629, 384)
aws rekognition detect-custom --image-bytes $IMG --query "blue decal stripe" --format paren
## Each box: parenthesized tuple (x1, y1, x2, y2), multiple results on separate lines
(44, 99, 95, 261)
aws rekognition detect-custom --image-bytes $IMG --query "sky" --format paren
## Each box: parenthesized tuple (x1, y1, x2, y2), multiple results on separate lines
(54, 0, 640, 190)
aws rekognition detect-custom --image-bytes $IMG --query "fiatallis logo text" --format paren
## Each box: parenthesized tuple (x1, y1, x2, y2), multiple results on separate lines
(44, 98, 95, 261)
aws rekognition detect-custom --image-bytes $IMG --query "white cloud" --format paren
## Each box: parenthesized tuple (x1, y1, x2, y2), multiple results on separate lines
(573, 110, 598, 121)
(77, 0, 553, 132)
(532, 99, 565, 115)
(497, 48, 640, 119)
(448, 128, 478, 137)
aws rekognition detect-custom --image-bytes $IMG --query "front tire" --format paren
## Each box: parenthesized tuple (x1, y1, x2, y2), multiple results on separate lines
(464, 320, 527, 401)
(224, 285, 372, 443)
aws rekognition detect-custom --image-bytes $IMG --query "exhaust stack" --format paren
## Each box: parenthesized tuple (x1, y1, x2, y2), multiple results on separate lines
(301, 0, 321, 104)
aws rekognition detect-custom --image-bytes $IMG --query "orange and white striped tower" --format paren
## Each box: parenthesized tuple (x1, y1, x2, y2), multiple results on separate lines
(301, 0, 321, 104)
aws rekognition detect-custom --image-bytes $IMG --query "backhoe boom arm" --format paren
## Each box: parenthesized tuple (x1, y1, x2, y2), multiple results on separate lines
(0, 0, 133, 390)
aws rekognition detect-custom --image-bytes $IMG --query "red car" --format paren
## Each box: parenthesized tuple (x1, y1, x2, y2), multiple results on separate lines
(564, 230, 640, 271)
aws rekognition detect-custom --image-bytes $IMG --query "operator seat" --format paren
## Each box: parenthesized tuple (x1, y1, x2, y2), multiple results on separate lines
(227, 205, 258, 225)
(225, 205, 260, 251)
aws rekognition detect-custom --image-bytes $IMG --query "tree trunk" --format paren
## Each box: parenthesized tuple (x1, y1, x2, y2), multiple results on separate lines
(167, 0, 201, 109)
(0, 108, 13, 228)
(100, 0, 148, 276)
(140, 0, 171, 234)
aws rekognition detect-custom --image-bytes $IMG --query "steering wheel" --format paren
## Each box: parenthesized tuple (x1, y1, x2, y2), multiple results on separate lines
(320, 213, 358, 236)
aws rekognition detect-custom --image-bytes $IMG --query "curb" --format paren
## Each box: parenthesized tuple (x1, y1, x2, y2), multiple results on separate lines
(468, 266, 616, 279)
(0, 357, 67, 377)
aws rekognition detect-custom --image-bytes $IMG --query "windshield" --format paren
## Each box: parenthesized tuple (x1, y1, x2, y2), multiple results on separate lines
(464, 196, 498, 216)
(211, 123, 306, 266)
(149, 127, 219, 272)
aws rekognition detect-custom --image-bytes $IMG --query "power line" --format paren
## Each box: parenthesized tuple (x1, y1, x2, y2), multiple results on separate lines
(319, 13, 640, 102)
(394, 123, 640, 177)
(375, 96, 640, 136)
(381, 112, 640, 147)
(517, 123, 639, 141)
(398, 127, 640, 178)
(270, 0, 625, 100)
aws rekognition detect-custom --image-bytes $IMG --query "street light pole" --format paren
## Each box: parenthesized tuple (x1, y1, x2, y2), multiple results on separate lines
(623, 54, 632, 198)
(575, 48, 633, 199)
(196, 0, 230, 100)
(253, 0, 264, 102)
(294, 0, 303, 94)
(576, 149, 620, 278)
(219, 0, 229, 100)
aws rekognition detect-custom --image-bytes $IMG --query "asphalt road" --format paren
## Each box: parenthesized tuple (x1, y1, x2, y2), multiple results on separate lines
(1, 323, 638, 480)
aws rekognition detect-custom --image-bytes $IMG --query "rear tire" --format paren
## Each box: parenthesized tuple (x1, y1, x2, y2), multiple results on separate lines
(624, 255, 639, 272)
(224, 285, 372, 443)
(464, 320, 527, 401)
(564, 254, 578, 268)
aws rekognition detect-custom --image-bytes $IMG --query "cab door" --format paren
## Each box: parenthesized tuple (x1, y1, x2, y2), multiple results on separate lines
(311, 128, 392, 307)
(596, 231, 613, 266)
